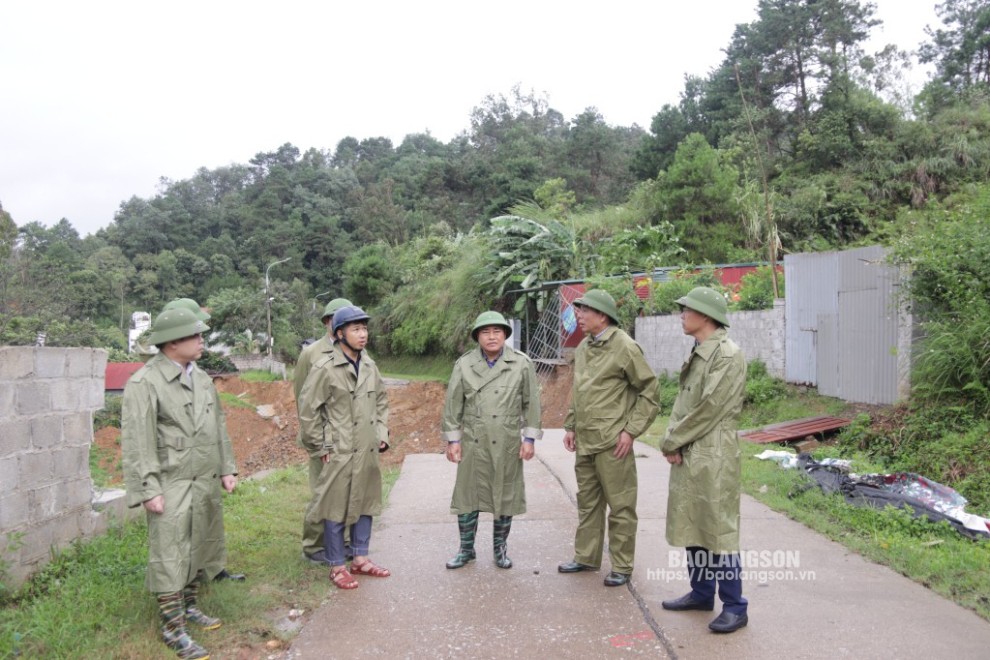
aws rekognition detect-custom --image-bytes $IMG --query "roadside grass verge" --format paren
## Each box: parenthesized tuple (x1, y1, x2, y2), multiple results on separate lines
(376, 355, 453, 383)
(0, 463, 402, 658)
(640, 374, 990, 622)
(742, 447, 990, 621)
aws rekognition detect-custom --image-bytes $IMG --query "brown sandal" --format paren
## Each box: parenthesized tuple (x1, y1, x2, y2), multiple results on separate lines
(330, 566, 359, 589)
(350, 559, 391, 577)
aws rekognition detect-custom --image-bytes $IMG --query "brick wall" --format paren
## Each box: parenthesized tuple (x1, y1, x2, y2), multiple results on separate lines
(635, 300, 785, 378)
(0, 347, 130, 589)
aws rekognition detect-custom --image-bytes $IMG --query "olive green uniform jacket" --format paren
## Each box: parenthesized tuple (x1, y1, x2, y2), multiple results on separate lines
(293, 333, 335, 554)
(298, 343, 389, 525)
(441, 346, 543, 516)
(293, 334, 334, 409)
(662, 328, 746, 554)
(564, 326, 659, 452)
(121, 353, 237, 593)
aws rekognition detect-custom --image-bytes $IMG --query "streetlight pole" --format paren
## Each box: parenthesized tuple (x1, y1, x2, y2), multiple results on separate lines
(265, 257, 291, 357)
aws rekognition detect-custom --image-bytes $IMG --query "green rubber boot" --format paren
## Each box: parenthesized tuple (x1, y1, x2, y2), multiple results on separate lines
(446, 511, 479, 569)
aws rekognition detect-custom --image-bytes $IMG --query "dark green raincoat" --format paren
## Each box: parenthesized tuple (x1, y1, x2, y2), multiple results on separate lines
(442, 346, 542, 516)
(662, 328, 746, 553)
(122, 353, 237, 593)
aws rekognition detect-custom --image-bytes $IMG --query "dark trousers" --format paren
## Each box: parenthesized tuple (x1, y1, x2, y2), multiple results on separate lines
(324, 516, 372, 565)
(686, 546, 747, 615)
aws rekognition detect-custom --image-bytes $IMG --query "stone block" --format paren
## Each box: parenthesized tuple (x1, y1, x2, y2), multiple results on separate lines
(34, 348, 67, 378)
(66, 349, 95, 378)
(30, 415, 64, 450)
(0, 455, 19, 491)
(0, 490, 30, 528)
(63, 411, 94, 447)
(61, 477, 93, 511)
(51, 511, 83, 549)
(0, 347, 34, 380)
(54, 446, 89, 481)
(28, 484, 59, 521)
(16, 381, 51, 415)
(92, 349, 108, 377)
(793, 438, 821, 453)
(19, 521, 54, 562)
(20, 450, 54, 485)
(0, 382, 14, 415)
(50, 379, 81, 411)
(0, 419, 27, 455)
(86, 379, 106, 409)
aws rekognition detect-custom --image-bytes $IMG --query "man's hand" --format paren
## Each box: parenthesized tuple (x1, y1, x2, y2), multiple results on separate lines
(446, 442, 462, 463)
(519, 441, 535, 461)
(221, 475, 237, 493)
(613, 430, 634, 459)
(143, 495, 164, 514)
(664, 452, 683, 465)
(563, 430, 576, 452)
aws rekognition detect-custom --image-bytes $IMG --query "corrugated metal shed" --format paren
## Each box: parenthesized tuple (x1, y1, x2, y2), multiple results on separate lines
(785, 246, 909, 405)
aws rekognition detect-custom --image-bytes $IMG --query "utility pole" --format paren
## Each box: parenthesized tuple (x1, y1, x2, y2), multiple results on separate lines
(265, 257, 291, 357)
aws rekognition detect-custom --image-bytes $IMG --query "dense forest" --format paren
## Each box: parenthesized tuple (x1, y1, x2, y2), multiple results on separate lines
(2, 0, 989, 361)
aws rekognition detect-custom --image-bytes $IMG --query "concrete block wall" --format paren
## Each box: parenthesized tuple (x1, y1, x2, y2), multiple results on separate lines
(228, 354, 287, 379)
(636, 301, 786, 378)
(0, 347, 116, 589)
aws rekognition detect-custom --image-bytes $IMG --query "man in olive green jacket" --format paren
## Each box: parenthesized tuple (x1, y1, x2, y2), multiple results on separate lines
(298, 305, 391, 589)
(660, 286, 748, 634)
(293, 297, 352, 564)
(122, 307, 237, 660)
(557, 289, 658, 587)
(442, 311, 542, 570)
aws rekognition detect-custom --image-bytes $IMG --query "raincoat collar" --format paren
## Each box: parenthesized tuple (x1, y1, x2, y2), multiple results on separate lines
(590, 325, 618, 345)
(691, 327, 729, 362)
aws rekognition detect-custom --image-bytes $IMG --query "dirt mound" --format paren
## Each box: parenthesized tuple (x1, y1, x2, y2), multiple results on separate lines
(93, 369, 574, 481)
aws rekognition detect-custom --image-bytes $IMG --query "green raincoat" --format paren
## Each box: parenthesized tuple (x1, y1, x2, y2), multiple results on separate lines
(293, 334, 334, 406)
(298, 343, 389, 525)
(662, 328, 746, 553)
(122, 353, 237, 593)
(442, 346, 543, 516)
(564, 326, 659, 452)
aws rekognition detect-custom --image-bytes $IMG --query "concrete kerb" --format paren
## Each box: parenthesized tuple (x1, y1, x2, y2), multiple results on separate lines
(288, 430, 990, 659)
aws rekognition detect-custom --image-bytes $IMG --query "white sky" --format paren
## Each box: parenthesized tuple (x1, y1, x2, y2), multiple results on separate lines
(0, 0, 939, 237)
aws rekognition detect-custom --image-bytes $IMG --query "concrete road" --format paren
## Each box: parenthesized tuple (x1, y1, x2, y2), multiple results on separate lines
(287, 430, 990, 659)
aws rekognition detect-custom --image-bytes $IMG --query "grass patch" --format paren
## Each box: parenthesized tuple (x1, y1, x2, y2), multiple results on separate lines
(239, 369, 284, 382)
(0, 462, 406, 657)
(219, 391, 255, 409)
(376, 354, 453, 383)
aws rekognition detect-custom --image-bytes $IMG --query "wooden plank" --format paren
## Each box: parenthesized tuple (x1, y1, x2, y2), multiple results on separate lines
(739, 415, 851, 444)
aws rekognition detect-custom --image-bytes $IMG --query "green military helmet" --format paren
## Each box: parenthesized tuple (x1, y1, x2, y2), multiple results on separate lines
(163, 297, 210, 322)
(321, 297, 353, 322)
(676, 286, 730, 328)
(573, 289, 620, 325)
(147, 308, 210, 345)
(471, 311, 512, 341)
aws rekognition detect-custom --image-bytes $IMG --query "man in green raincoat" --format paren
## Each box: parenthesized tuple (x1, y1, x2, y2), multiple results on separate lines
(298, 305, 391, 590)
(162, 297, 244, 583)
(557, 289, 658, 587)
(660, 286, 749, 634)
(442, 311, 542, 570)
(293, 297, 352, 565)
(122, 307, 238, 660)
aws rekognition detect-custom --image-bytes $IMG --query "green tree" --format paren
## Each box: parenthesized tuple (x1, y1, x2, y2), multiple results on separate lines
(919, 0, 990, 111)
